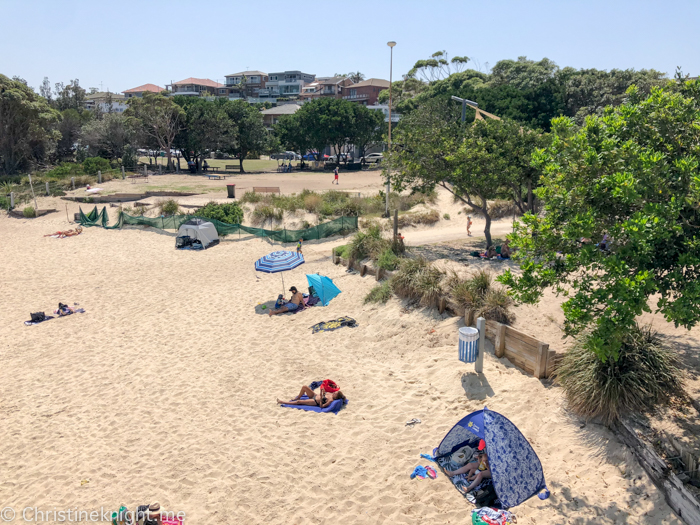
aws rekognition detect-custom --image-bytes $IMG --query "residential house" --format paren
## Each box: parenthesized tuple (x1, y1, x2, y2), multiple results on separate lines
(166, 78, 224, 96)
(84, 92, 128, 113)
(366, 104, 401, 123)
(122, 83, 164, 98)
(264, 71, 315, 99)
(300, 76, 353, 101)
(222, 71, 269, 100)
(342, 78, 390, 105)
(260, 104, 301, 129)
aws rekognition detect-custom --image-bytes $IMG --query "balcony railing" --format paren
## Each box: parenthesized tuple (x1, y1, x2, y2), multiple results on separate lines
(343, 93, 369, 100)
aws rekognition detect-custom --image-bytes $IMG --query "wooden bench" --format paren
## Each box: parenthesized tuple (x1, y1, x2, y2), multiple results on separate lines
(483, 320, 554, 379)
(253, 187, 281, 195)
(225, 164, 241, 173)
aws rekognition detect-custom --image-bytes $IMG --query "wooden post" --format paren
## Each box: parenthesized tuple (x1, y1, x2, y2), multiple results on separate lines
(438, 297, 446, 314)
(10, 192, 14, 209)
(376, 267, 383, 281)
(121, 166, 125, 179)
(360, 265, 367, 277)
(464, 309, 475, 327)
(45, 181, 49, 196)
(27, 173, 38, 212)
(98, 170, 102, 183)
(71, 177, 75, 190)
(393, 209, 398, 241)
(494, 323, 506, 358)
(535, 342, 550, 379)
(159, 164, 162, 175)
(143, 165, 147, 177)
(475, 317, 485, 373)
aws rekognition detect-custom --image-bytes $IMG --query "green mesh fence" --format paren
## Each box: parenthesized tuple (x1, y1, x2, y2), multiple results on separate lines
(78, 206, 358, 241)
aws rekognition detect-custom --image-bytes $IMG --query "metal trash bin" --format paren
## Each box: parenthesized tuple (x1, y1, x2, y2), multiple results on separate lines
(227, 184, 236, 199)
(459, 327, 479, 363)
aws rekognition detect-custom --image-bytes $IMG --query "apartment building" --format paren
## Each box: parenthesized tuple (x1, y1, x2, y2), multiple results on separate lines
(84, 92, 128, 113)
(264, 70, 315, 98)
(222, 71, 269, 99)
(342, 78, 390, 105)
(300, 76, 353, 101)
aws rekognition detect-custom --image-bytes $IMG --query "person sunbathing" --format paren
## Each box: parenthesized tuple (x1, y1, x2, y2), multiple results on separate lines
(482, 246, 496, 259)
(499, 240, 511, 259)
(277, 385, 346, 408)
(269, 286, 304, 316)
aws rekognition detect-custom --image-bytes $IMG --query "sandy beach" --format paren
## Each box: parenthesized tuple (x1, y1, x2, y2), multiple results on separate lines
(0, 175, 687, 524)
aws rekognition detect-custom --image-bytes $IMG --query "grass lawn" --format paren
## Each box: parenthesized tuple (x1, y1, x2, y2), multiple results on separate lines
(139, 156, 282, 173)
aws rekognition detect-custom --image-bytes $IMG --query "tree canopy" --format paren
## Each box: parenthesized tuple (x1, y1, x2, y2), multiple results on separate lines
(500, 80, 700, 361)
(0, 74, 60, 174)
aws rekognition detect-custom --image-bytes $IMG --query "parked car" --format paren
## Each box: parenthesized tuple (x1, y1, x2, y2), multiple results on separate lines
(271, 152, 295, 160)
(326, 153, 350, 163)
(362, 153, 384, 164)
(285, 151, 302, 161)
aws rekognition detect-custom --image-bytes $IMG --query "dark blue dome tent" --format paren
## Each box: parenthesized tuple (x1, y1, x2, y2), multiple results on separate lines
(433, 407, 550, 509)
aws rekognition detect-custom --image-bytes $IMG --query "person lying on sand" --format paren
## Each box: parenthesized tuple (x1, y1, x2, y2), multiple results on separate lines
(277, 385, 346, 408)
(269, 286, 304, 316)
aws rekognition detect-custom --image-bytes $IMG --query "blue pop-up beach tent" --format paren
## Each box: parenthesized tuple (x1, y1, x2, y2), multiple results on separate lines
(435, 407, 549, 509)
(306, 274, 341, 306)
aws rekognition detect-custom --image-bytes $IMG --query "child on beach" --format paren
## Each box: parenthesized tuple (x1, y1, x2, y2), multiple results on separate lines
(446, 450, 491, 493)
(296, 239, 303, 254)
(467, 216, 472, 236)
(333, 166, 339, 185)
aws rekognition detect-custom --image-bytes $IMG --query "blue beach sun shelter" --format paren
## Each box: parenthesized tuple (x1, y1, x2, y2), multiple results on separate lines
(306, 274, 341, 306)
(435, 407, 549, 509)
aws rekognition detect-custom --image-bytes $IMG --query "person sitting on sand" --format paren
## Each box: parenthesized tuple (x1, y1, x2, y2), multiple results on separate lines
(499, 240, 511, 259)
(446, 450, 491, 492)
(269, 286, 305, 316)
(277, 385, 346, 408)
(482, 245, 496, 259)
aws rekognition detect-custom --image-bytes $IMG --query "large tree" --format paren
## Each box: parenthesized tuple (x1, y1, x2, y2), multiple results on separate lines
(392, 99, 543, 246)
(0, 74, 60, 174)
(220, 99, 267, 173)
(81, 113, 134, 161)
(56, 108, 91, 161)
(349, 104, 386, 159)
(53, 79, 87, 111)
(500, 80, 700, 362)
(125, 92, 184, 170)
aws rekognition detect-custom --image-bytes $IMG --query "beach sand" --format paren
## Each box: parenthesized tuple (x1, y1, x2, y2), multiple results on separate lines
(0, 183, 684, 524)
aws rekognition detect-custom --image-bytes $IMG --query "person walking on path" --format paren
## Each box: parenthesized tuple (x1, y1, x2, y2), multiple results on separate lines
(333, 166, 339, 185)
(467, 215, 473, 236)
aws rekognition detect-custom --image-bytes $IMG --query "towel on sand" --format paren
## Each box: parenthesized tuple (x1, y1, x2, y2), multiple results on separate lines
(280, 395, 348, 414)
(24, 308, 85, 326)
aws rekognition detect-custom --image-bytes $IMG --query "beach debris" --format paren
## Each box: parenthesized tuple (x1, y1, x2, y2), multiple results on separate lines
(406, 418, 421, 426)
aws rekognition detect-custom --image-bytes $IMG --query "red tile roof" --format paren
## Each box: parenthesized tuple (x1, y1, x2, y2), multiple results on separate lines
(171, 78, 224, 88)
(123, 83, 164, 94)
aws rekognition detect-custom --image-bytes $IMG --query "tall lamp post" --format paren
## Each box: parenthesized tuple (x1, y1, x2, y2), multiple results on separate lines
(385, 40, 396, 218)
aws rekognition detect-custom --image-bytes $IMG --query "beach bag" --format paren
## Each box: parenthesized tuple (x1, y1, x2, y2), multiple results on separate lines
(472, 507, 516, 525)
(30, 312, 45, 323)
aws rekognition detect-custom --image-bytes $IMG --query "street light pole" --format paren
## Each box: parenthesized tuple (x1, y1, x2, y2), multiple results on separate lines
(386, 41, 396, 218)
(450, 95, 479, 123)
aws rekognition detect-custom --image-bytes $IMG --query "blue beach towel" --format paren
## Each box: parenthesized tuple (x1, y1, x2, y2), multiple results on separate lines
(280, 395, 348, 414)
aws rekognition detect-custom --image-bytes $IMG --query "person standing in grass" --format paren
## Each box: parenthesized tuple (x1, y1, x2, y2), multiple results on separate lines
(467, 215, 473, 236)
(333, 166, 339, 185)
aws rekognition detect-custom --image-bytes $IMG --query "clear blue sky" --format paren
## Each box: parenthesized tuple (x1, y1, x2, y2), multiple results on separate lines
(2, 0, 698, 93)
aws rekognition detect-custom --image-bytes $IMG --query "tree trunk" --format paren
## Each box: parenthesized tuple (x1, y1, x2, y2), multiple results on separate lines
(239, 153, 245, 173)
(483, 211, 492, 248)
(527, 178, 533, 213)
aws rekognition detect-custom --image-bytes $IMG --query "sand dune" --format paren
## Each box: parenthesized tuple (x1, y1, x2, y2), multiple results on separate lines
(0, 191, 683, 524)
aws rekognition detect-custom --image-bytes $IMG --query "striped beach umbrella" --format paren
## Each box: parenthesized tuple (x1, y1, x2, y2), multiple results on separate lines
(255, 251, 305, 294)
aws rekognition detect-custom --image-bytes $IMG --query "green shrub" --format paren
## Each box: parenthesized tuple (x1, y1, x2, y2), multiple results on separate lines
(82, 157, 111, 175)
(240, 191, 264, 204)
(555, 325, 686, 424)
(349, 224, 390, 261)
(252, 204, 283, 225)
(390, 257, 444, 307)
(23, 206, 36, 218)
(377, 248, 399, 271)
(197, 201, 244, 224)
(443, 213, 450, 220)
(334, 245, 349, 259)
(0, 195, 9, 210)
(158, 199, 180, 216)
(395, 209, 441, 228)
(303, 193, 322, 212)
(364, 281, 393, 304)
(480, 287, 514, 324)
(46, 163, 82, 180)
